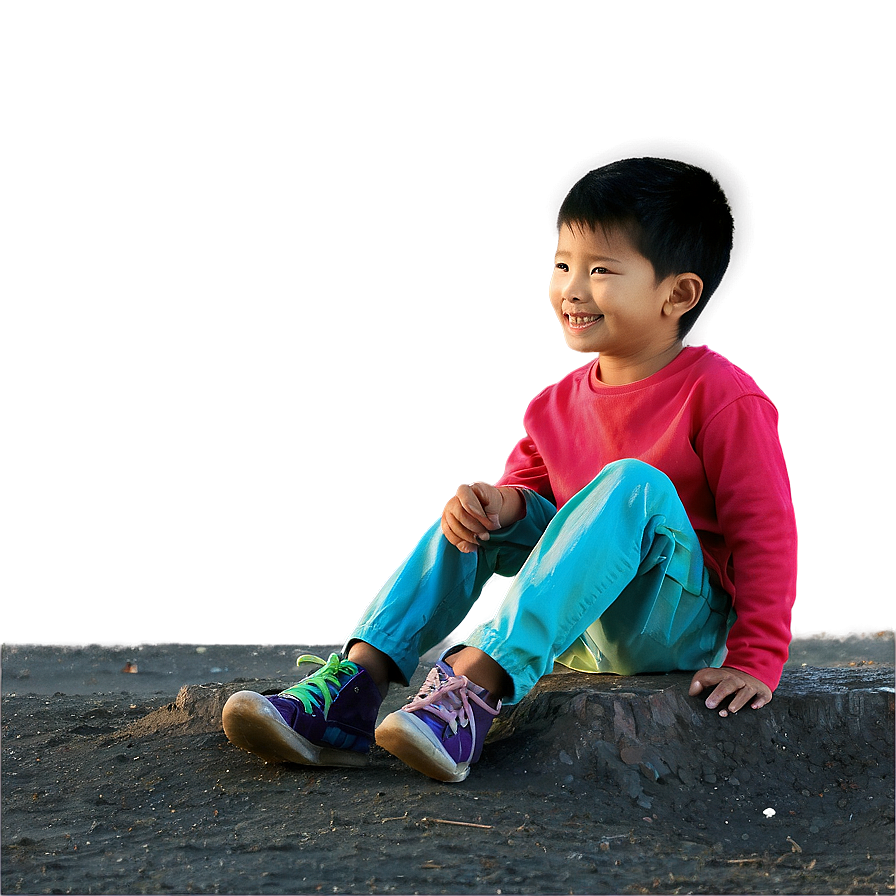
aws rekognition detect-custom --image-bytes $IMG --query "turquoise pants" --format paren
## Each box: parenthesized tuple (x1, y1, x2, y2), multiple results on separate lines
(348, 459, 733, 704)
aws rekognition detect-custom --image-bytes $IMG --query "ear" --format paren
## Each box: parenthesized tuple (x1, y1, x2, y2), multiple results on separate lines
(662, 273, 703, 318)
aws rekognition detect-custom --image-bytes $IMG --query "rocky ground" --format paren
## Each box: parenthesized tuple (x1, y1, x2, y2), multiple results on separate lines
(2, 635, 894, 895)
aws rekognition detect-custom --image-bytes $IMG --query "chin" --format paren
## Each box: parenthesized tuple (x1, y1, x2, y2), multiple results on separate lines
(565, 337, 598, 354)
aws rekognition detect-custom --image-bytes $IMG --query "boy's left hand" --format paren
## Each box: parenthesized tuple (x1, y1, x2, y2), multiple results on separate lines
(688, 667, 772, 717)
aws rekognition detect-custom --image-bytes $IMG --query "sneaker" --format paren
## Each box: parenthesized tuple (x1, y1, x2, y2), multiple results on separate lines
(375, 661, 500, 783)
(222, 653, 382, 767)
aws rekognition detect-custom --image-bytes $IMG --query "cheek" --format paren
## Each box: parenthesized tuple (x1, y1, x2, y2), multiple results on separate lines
(548, 282, 563, 313)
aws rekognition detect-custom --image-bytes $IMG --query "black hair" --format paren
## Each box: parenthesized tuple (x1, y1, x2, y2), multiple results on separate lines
(557, 158, 734, 338)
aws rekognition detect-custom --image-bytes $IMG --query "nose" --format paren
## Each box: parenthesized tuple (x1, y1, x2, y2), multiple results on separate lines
(561, 269, 588, 304)
(551, 260, 588, 307)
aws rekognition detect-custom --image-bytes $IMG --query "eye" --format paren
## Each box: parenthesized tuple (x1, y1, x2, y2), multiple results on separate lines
(591, 266, 609, 275)
(554, 262, 569, 272)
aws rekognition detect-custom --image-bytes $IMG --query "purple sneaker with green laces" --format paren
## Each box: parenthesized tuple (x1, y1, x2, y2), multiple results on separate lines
(376, 661, 500, 783)
(222, 653, 381, 767)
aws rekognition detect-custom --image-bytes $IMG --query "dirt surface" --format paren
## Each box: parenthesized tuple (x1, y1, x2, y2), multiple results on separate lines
(2, 636, 894, 895)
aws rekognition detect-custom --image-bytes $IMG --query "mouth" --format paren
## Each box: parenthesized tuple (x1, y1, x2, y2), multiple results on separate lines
(565, 313, 603, 332)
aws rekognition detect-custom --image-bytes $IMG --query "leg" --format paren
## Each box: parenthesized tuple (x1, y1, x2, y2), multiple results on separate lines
(378, 460, 730, 782)
(344, 641, 392, 699)
(346, 494, 557, 686)
(223, 494, 556, 769)
(445, 646, 511, 703)
(465, 459, 732, 702)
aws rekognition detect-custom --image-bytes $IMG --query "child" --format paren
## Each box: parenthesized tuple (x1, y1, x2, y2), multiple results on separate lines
(222, 157, 797, 783)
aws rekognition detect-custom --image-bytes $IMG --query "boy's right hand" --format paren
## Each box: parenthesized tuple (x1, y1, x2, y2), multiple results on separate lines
(442, 482, 515, 554)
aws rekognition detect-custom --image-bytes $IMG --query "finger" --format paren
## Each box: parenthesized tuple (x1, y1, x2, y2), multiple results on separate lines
(458, 484, 499, 531)
(688, 669, 720, 696)
(439, 517, 466, 550)
(442, 512, 478, 546)
(469, 483, 503, 526)
(704, 678, 741, 710)
(449, 503, 489, 540)
(445, 492, 484, 529)
(439, 522, 478, 554)
(726, 685, 757, 715)
(442, 510, 478, 550)
(750, 690, 772, 711)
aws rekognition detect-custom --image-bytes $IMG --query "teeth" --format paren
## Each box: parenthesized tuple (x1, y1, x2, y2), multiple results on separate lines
(568, 314, 601, 325)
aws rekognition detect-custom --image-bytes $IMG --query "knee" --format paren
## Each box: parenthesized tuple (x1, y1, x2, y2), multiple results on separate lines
(583, 460, 679, 513)
(554, 460, 680, 526)
(599, 458, 672, 490)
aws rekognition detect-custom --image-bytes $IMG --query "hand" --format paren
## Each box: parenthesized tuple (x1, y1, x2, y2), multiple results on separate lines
(441, 482, 510, 554)
(688, 666, 772, 717)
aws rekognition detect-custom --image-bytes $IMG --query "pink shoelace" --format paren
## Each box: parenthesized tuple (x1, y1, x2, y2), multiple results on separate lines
(401, 666, 499, 734)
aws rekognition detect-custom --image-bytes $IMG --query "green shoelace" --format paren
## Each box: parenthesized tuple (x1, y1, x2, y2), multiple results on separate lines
(280, 653, 359, 716)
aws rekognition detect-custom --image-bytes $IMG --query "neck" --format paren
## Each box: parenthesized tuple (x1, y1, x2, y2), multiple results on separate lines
(595, 342, 685, 385)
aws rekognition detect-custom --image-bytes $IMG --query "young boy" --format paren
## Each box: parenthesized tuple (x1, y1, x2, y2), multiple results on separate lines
(222, 158, 797, 783)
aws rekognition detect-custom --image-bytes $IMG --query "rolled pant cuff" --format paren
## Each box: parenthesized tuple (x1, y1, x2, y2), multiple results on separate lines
(462, 625, 538, 705)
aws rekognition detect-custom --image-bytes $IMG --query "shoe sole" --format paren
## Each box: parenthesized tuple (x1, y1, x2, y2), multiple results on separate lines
(222, 690, 368, 768)
(375, 711, 470, 783)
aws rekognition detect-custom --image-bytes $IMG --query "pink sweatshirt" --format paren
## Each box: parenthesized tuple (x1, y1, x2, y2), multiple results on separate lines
(496, 346, 797, 689)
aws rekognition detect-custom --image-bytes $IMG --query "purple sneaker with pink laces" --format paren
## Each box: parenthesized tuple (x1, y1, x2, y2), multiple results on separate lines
(375, 661, 501, 783)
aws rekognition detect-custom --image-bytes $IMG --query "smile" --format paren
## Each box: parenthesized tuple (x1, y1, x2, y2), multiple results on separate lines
(565, 313, 603, 331)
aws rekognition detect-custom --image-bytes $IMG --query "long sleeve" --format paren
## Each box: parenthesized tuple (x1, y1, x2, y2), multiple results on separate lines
(696, 395, 798, 689)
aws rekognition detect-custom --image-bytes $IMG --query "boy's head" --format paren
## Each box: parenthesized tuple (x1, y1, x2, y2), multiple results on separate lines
(557, 158, 734, 338)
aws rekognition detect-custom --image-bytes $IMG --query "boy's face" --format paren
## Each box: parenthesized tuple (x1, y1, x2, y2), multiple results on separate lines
(549, 224, 681, 360)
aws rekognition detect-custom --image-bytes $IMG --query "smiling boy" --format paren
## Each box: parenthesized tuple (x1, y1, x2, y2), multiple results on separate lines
(223, 158, 798, 783)
(550, 224, 700, 382)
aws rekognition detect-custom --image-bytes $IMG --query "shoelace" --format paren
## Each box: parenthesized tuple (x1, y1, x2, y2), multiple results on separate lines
(402, 666, 497, 735)
(280, 653, 358, 717)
